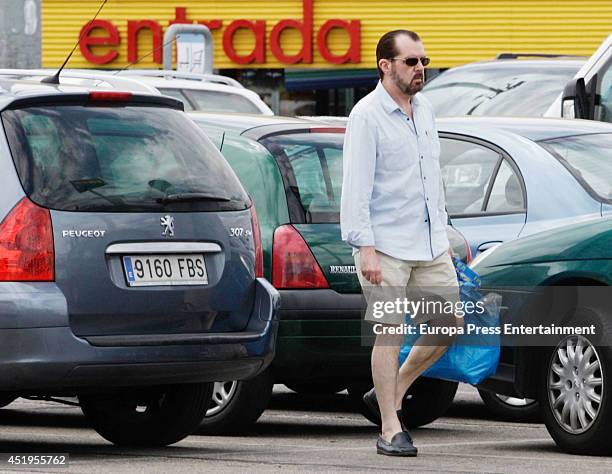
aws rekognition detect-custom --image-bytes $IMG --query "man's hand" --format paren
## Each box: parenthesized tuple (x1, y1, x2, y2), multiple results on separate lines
(359, 246, 382, 285)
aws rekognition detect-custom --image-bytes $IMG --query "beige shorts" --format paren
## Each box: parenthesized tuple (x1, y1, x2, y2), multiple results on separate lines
(355, 250, 460, 326)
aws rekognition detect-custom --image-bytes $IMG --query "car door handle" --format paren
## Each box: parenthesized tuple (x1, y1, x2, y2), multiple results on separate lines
(477, 241, 503, 252)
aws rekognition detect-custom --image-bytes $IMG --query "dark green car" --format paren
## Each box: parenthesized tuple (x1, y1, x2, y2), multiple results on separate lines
(473, 217, 612, 455)
(189, 113, 470, 434)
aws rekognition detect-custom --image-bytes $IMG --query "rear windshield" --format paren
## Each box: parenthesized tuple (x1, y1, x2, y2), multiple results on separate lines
(538, 133, 612, 202)
(1, 105, 249, 212)
(174, 89, 263, 114)
(261, 132, 344, 223)
(157, 88, 194, 111)
(422, 65, 580, 117)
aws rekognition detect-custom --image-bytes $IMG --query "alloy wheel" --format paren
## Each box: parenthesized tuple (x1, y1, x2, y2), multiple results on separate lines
(494, 394, 537, 407)
(548, 335, 603, 434)
(206, 381, 238, 417)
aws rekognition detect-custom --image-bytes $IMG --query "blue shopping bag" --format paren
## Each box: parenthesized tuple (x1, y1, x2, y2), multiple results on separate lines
(398, 257, 501, 385)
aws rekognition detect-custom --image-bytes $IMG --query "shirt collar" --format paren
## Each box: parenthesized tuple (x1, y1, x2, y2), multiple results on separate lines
(376, 81, 421, 115)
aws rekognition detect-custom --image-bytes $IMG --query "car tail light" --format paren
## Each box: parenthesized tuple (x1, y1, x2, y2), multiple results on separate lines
(272, 225, 329, 289)
(0, 198, 54, 281)
(249, 204, 263, 278)
(89, 91, 132, 102)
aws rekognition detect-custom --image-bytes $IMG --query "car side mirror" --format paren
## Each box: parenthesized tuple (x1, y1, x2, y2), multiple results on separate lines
(562, 76, 596, 120)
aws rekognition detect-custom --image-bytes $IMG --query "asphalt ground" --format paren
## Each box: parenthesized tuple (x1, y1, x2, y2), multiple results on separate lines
(1, 384, 612, 473)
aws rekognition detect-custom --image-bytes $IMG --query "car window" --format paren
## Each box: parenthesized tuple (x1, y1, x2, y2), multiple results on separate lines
(486, 160, 525, 212)
(261, 132, 344, 222)
(2, 105, 249, 212)
(596, 63, 612, 123)
(439, 138, 501, 215)
(538, 133, 612, 202)
(157, 88, 194, 111)
(287, 145, 327, 206)
(422, 65, 580, 117)
(184, 89, 263, 114)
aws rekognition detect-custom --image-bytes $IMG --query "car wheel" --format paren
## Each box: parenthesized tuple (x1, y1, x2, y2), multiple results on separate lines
(400, 377, 459, 428)
(0, 395, 17, 408)
(79, 383, 213, 447)
(206, 381, 239, 417)
(478, 389, 541, 422)
(352, 377, 458, 428)
(346, 382, 377, 421)
(284, 381, 346, 395)
(539, 334, 612, 455)
(198, 369, 273, 435)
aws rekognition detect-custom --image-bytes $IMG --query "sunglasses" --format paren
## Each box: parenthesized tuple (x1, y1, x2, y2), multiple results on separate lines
(391, 56, 430, 67)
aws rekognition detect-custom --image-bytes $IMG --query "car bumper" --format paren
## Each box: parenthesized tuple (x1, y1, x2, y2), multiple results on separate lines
(0, 278, 280, 392)
(274, 289, 371, 382)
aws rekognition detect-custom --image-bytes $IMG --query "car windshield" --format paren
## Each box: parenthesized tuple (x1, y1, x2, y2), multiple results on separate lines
(157, 88, 194, 111)
(261, 132, 344, 222)
(177, 89, 263, 114)
(538, 133, 612, 202)
(422, 65, 580, 117)
(1, 105, 249, 212)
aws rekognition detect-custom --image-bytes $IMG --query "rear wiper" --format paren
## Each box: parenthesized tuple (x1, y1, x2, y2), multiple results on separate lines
(70, 178, 125, 206)
(71, 178, 106, 193)
(156, 192, 232, 204)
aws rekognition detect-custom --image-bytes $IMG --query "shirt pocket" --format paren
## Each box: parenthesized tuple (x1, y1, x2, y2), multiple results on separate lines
(378, 137, 409, 171)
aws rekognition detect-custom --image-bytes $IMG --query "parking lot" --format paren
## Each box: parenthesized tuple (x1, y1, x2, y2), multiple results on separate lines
(1, 385, 611, 473)
(0, 0, 611, 468)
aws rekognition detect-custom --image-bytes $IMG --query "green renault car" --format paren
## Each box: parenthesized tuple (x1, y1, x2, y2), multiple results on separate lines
(472, 216, 612, 455)
(188, 113, 470, 434)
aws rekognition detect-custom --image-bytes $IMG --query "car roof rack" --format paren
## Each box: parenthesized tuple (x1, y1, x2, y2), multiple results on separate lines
(0, 69, 160, 94)
(113, 70, 245, 89)
(495, 53, 588, 60)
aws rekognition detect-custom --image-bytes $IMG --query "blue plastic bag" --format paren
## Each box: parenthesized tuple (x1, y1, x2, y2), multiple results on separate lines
(398, 257, 501, 385)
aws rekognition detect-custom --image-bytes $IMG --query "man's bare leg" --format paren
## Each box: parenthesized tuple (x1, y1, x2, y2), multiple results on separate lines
(371, 330, 404, 441)
(394, 316, 463, 410)
(394, 344, 448, 410)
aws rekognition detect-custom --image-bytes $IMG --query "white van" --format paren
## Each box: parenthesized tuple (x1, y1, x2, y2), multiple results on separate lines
(549, 34, 612, 122)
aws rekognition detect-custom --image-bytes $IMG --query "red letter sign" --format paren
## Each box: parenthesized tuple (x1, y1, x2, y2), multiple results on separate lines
(168, 7, 191, 26)
(270, 0, 313, 64)
(317, 19, 361, 64)
(198, 20, 223, 32)
(223, 20, 266, 64)
(79, 19, 120, 65)
(127, 20, 163, 63)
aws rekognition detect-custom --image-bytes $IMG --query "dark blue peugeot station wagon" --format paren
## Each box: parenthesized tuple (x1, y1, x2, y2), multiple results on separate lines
(0, 75, 279, 446)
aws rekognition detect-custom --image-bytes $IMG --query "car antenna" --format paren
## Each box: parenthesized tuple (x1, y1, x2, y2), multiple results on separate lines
(41, 0, 109, 84)
(113, 37, 176, 74)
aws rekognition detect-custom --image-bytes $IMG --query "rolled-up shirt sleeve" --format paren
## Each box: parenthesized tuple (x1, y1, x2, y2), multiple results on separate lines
(340, 112, 377, 248)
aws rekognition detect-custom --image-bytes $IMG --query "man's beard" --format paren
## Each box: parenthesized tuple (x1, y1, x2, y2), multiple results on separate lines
(391, 68, 423, 95)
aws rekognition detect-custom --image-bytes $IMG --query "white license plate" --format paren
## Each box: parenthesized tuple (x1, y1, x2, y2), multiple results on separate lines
(122, 254, 208, 286)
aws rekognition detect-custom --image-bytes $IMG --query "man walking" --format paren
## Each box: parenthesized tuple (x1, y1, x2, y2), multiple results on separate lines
(340, 30, 461, 456)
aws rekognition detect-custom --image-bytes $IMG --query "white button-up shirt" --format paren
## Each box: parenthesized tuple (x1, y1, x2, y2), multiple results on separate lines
(340, 81, 449, 261)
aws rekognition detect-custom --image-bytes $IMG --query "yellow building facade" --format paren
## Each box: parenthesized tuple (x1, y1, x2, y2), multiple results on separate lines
(42, 0, 612, 70)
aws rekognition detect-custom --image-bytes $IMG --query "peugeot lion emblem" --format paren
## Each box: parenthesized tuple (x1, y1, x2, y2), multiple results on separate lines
(160, 215, 175, 237)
